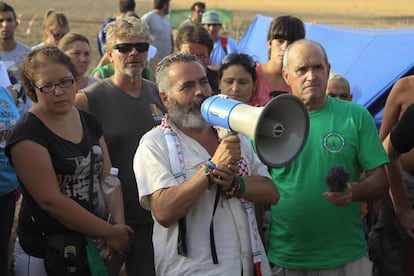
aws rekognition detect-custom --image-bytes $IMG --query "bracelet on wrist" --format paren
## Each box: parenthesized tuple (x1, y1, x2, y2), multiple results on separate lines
(223, 175, 242, 199)
(206, 159, 217, 170)
(235, 175, 245, 197)
(199, 163, 214, 188)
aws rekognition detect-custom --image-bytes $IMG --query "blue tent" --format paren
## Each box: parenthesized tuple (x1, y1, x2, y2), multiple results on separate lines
(238, 15, 414, 129)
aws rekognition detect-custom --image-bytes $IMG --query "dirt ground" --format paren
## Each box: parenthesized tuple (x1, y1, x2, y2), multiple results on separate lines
(6, 0, 414, 69)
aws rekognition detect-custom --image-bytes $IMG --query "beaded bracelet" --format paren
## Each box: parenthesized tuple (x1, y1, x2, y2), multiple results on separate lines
(222, 175, 246, 198)
(199, 163, 214, 188)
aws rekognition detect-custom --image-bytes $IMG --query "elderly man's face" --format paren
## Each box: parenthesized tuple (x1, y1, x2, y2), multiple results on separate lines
(162, 61, 212, 129)
(283, 41, 330, 111)
(327, 79, 352, 101)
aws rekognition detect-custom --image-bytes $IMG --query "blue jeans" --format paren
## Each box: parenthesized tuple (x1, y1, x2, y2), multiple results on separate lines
(0, 190, 16, 275)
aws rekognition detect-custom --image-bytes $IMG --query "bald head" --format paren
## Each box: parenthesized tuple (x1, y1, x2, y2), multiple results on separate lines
(282, 39, 331, 111)
(283, 39, 328, 70)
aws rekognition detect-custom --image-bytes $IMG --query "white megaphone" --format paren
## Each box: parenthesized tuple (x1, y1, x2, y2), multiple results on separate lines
(201, 94, 310, 168)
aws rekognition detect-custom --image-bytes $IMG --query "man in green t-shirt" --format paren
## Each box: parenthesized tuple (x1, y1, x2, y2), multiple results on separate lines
(267, 39, 389, 275)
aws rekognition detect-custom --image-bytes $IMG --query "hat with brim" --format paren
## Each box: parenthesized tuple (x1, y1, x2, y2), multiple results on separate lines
(201, 11, 222, 25)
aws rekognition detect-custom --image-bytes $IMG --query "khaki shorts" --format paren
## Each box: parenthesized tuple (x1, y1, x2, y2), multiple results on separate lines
(271, 255, 373, 276)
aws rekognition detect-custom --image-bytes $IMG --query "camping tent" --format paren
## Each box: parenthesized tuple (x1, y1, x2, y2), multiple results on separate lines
(238, 14, 414, 129)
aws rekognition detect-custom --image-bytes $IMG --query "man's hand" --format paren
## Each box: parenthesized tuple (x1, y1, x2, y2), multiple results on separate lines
(210, 134, 241, 190)
(210, 134, 241, 167)
(323, 183, 354, 206)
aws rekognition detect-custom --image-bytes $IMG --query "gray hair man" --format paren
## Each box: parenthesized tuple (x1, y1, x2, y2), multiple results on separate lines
(268, 39, 389, 275)
(75, 16, 166, 276)
(134, 53, 278, 275)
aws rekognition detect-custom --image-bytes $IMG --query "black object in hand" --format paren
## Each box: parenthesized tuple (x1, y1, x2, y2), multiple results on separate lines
(326, 165, 349, 192)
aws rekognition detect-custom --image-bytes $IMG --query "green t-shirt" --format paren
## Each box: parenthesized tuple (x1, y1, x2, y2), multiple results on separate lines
(267, 97, 389, 269)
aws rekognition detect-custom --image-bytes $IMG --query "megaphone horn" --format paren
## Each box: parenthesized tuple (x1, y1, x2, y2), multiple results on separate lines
(201, 94, 310, 168)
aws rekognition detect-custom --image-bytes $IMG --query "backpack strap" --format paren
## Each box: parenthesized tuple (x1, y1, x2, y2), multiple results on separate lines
(220, 37, 228, 55)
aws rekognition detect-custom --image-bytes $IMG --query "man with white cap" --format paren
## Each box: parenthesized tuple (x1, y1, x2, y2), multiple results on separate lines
(201, 11, 238, 67)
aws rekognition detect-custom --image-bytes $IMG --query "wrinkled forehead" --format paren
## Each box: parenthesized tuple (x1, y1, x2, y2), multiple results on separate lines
(115, 35, 148, 44)
(292, 44, 324, 63)
(169, 61, 206, 80)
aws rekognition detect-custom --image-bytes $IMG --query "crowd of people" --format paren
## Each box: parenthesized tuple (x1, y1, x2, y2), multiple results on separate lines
(1, 0, 414, 275)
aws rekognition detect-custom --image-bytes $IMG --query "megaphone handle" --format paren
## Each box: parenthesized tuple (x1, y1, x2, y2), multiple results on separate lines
(214, 126, 234, 140)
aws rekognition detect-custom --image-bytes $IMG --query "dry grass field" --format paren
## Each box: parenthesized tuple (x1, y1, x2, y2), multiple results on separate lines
(6, 0, 414, 70)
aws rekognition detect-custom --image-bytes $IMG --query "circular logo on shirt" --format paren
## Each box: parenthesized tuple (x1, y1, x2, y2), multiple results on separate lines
(323, 132, 345, 153)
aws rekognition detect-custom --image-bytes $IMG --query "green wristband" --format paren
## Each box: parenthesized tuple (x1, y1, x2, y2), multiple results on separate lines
(236, 175, 245, 196)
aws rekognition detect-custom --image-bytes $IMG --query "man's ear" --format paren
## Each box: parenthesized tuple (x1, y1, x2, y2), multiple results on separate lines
(282, 68, 290, 86)
(107, 49, 114, 62)
(159, 91, 169, 108)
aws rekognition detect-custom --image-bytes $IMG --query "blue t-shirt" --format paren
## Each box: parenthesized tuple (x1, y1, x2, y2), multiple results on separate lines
(0, 86, 20, 195)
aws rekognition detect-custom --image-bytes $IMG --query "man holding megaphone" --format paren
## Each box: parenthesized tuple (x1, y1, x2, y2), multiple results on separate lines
(133, 53, 278, 275)
(266, 39, 389, 276)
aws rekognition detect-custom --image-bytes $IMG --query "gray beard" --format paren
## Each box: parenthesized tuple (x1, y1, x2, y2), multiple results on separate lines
(124, 68, 141, 78)
(168, 96, 209, 129)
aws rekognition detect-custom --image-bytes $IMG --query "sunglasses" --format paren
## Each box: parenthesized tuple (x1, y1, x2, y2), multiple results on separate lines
(114, 42, 150, 53)
(221, 53, 256, 69)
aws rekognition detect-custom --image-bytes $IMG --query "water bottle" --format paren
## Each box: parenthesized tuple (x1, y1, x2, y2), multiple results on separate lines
(97, 168, 122, 258)
(102, 167, 123, 224)
(103, 167, 121, 194)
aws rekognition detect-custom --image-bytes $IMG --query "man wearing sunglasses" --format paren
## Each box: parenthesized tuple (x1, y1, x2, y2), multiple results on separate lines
(75, 16, 166, 276)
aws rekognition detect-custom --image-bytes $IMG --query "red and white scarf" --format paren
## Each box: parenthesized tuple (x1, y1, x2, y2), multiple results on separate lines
(161, 115, 267, 275)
